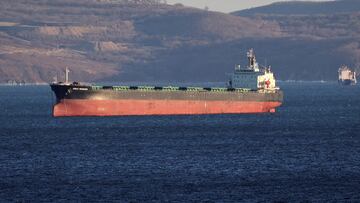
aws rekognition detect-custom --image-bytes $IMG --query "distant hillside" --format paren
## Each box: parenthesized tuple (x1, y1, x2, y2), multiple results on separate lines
(231, 0, 360, 80)
(0, 0, 282, 83)
(234, 0, 360, 16)
(0, 0, 360, 83)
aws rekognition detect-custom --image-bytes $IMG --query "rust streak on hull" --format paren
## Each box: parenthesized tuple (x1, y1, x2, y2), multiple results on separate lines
(53, 99, 282, 117)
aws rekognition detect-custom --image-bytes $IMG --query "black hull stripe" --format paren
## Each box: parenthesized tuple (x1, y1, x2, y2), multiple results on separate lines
(51, 84, 283, 102)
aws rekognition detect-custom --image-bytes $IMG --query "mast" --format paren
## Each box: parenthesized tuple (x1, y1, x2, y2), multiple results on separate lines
(65, 67, 70, 84)
(247, 48, 256, 70)
(354, 71, 357, 84)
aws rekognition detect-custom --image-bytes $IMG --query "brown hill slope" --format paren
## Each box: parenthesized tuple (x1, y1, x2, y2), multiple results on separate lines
(0, 0, 282, 83)
(2, 0, 360, 83)
(232, 1, 360, 79)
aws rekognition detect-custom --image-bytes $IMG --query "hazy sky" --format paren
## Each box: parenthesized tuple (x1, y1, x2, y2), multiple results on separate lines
(166, 0, 330, 13)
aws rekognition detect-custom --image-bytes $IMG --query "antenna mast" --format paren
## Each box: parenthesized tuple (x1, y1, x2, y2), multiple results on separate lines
(65, 67, 70, 84)
(247, 48, 256, 69)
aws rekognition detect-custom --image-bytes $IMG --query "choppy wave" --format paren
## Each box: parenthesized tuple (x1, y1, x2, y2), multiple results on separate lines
(0, 83, 360, 202)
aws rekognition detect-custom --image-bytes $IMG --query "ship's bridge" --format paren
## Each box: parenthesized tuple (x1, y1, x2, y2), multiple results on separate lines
(229, 49, 278, 90)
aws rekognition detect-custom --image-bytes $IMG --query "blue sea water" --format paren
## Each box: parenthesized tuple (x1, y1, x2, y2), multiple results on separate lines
(0, 82, 360, 202)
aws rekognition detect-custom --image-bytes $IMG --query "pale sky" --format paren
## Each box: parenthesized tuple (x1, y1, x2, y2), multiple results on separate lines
(166, 0, 331, 13)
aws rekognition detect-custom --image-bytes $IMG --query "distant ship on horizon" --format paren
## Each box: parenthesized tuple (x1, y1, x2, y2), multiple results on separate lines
(338, 65, 357, 85)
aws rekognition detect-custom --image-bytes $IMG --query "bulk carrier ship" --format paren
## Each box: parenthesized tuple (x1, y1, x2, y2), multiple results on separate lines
(50, 49, 283, 117)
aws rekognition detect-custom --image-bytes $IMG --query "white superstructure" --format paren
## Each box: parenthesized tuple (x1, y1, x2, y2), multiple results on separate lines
(228, 49, 278, 90)
(338, 65, 357, 85)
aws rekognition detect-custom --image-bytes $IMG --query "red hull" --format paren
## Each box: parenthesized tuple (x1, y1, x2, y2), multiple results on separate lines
(53, 99, 282, 117)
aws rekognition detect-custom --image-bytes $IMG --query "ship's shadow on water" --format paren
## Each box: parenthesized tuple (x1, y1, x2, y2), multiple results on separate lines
(0, 83, 360, 202)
